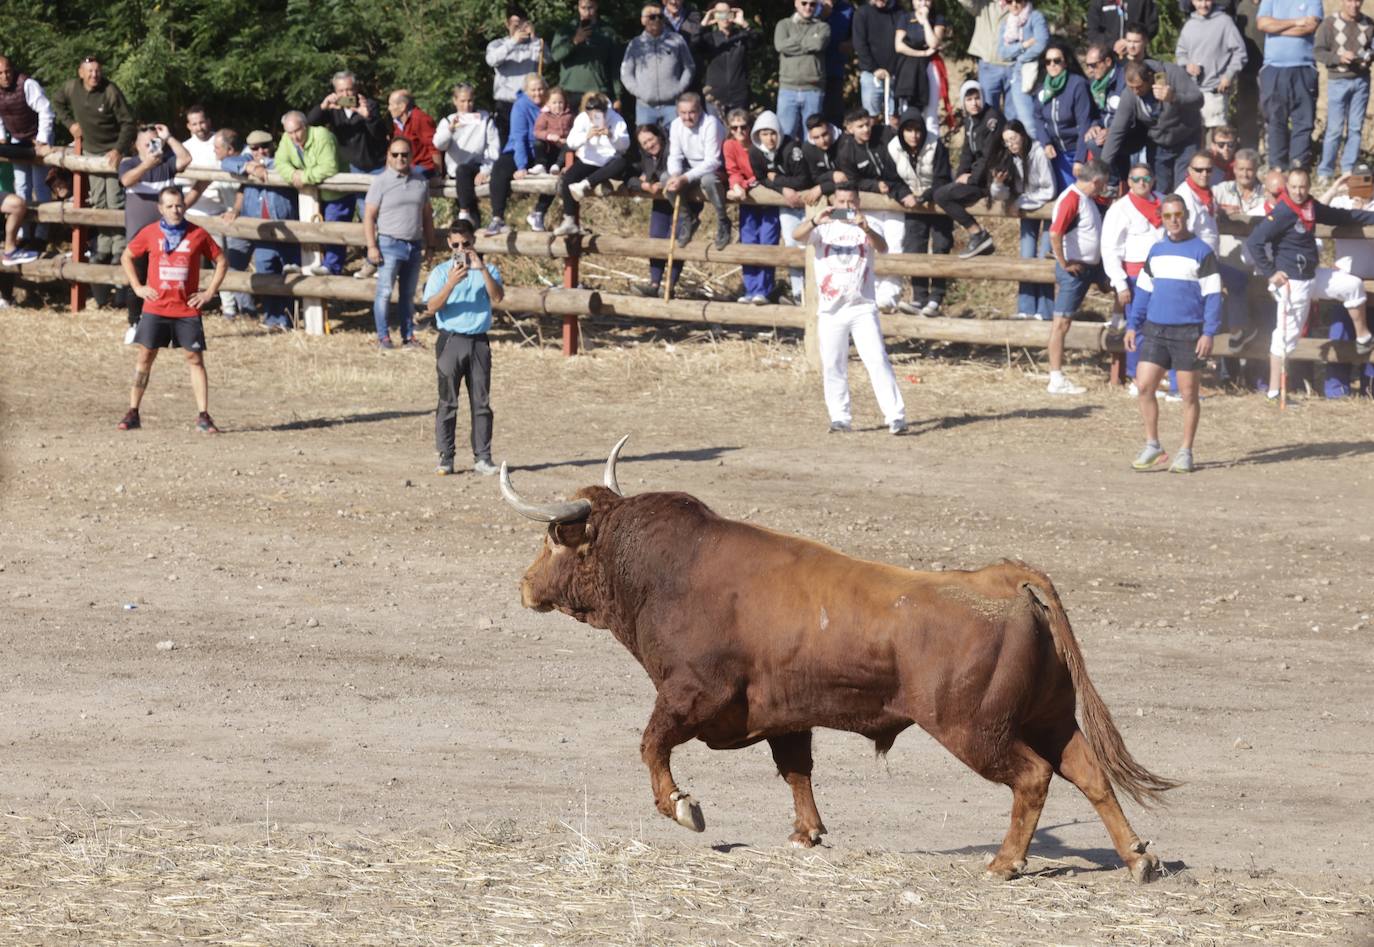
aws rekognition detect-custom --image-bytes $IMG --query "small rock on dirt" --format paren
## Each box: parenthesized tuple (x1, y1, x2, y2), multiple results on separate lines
(155, 640, 175, 651)
(306, 617, 319, 628)
(1233, 738, 1252, 750)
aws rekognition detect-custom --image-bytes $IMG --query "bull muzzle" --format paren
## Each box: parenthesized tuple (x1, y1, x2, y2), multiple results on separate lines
(499, 435, 630, 523)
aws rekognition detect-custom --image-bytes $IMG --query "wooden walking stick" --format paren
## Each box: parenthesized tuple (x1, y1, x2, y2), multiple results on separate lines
(664, 192, 683, 302)
(883, 74, 891, 125)
(537, 41, 545, 78)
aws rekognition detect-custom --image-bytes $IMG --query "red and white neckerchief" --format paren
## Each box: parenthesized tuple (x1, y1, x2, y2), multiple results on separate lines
(1127, 191, 1162, 227)
(1185, 174, 1214, 213)
(1279, 191, 1316, 231)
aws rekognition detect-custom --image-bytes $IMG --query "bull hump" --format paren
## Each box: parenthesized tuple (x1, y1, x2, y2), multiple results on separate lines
(936, 585, 1019, 621)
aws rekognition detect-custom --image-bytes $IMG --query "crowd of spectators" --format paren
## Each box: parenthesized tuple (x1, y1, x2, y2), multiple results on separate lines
(1, 0, 1373, 397)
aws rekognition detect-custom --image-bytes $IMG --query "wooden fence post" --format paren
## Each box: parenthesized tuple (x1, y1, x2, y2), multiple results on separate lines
(562, 240, 580, 356)
(298, 187, 326, 335)
(69, 137, 88, 313)
(803, 243, 820, 370)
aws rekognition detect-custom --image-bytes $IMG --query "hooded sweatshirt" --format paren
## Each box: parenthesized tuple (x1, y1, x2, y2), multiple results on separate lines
(433, 110, 502, 176)
(746, 110, 809, 192)
(620, 30, 695, 106)
(485, 34, 545, 104)
(886, 108, 952, 204)
(836, 124, 907, 200)
(1175, 10, 1247, 92)
(1103, 61, 1203, 159)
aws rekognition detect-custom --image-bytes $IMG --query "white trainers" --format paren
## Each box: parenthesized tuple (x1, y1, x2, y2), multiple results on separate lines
(1047, 375, 1086, 395)
(1013, 311, 1033, 320)
(304, 262, 333, 277)
(552, 216, 581, 236)
(528, 164, 547, 175)
(921, 299, 941, 316)
(1127, 382, 1167, 398)
(526, 211, 546, 232)
(569, 180, 593, 202)
(123, 324, 138, 345)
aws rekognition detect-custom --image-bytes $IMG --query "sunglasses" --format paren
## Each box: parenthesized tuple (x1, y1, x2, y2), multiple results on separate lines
(645, 12, 663, 18)
(1083, 60, 1104, 68)
(1189, 166, 1212, 173)
(449, 242, 473, 250)
(250, 143, 272, 150)
(389, 151, 412, 158)
(1161, 211, 1185, 220)
(1128, 174, 1152, 183)
(1045, 56, 1065, 64)
(730, 124, 748, 130)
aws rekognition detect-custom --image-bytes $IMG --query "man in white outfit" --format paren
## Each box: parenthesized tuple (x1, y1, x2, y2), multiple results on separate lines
(792, 185, 908, 434)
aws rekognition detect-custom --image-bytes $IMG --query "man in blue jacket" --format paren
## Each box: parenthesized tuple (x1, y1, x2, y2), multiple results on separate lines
(222, 130, 300, 330)
(1125, 193, 1221, 473)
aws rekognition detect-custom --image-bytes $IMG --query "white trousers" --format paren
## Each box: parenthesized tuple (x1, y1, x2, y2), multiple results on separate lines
(868, 210, 905, 308)
(1269, 267, 1366, 356)
(780, 208, 806, 300)
(818, 302, 906, 425)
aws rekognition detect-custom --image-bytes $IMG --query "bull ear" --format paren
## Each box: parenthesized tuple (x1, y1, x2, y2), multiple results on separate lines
(549, 521, 589, 548)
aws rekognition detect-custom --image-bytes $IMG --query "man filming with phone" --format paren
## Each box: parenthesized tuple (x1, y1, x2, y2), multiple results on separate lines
(119, 123, 191, 334)
(421, 220, 504, 478)
(791, 185, 908, 435)
(553, 0, 624, 108)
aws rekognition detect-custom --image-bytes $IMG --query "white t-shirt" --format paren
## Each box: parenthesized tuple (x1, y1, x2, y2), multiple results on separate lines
(808, 221, 876, 316)
(1329, 194, 1374, 278)
(179, 134, 235, 217)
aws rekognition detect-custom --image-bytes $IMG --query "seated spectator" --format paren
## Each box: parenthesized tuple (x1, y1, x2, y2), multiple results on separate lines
(836, 108, 906, 310)
(1046, 158, 1112, 394)
(622, 3, 695, 128)
(1101, 161, 1164, 385)
(534, 86, 575, 175)
(486, 5, 544, 141)
(1320, 165, 1374, 395)
(887, 108, 953, 314)
(1176, 0, 1247, 130)
(627, 123, 682, 295)
(893, 0, 951, 135)
(1, 189, 36, 266)
(700, 2, 760, 117)
(433, 84, 502, 225)
(1102, 60, 1204, 192)
(995, 0, 1049, 141)
(223, 129, 301, 331)
(854, 0, 904, 121)
(120, 123, 192, 333)
(388, 90, 439, 176)
(932, 81, 1007, 258)
(779, 112, 843, 301)
(724, 108, 753, 201)
(486, 74, 555, 236)
(740, 109, 804, 304)
(275, 110, 346, 277)
(665, 91, 732, 248)
(553, 0, 624, 104)
(0, 56, 55, 247)
(995, 120, 1057, 320)
(551, 92, 631, 236)
(1035, 37, 1094, 190)
(1314, 0, 1374, 185)
(1089, 0, 1159, 58)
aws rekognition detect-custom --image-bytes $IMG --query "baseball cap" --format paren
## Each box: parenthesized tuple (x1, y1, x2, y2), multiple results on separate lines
(245, 130, 273, 147)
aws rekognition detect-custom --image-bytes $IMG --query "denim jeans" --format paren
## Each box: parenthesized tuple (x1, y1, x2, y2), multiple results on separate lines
(224, 236, 254, 315)
(1002, 66, 1043, 141)
(1018, 220, 1054, 318)
(1319, 75, 1370, 177)
(254, 242, 300, 324)
(977, 61, 1012, 115)
(776, 87, 825, 142)
(10, 161, 51, 241)
(321, 194, 357, 274)
(373, 235, 422, 341)
(860, 71, 896, 122)
(636, 102, 680, 130)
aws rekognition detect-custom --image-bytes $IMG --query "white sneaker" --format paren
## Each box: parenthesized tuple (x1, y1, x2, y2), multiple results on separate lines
(1126, 382, 1165, 398)
(1047, 376, 1086, 395)
(921, 299, 941, 316)
(281, 263, 302, 273)
(528, 164, 547, 175)
(569, 180, 592, 202)
(1013, 311, 1033, 320)
(526, 211, 546, 232)
(123, 324, 137, 345)
(736, 294, 752, 304)
(552, 216, 581, 236)
(304, 263, 333, 277)
(750, 295, 769, 306)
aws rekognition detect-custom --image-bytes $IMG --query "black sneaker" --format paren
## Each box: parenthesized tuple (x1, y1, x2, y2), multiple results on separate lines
(195, 412, 220, 434)
(714, 220, 732, 250)
(117, 408, 140, 431)
(675, 212, 693, 247)
(958, 230, 994, 260)
(435, 457, 455, 476)
(1228, 326, 1260, 353)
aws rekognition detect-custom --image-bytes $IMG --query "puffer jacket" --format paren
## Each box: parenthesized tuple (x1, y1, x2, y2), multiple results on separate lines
(886, 109, 952, 204)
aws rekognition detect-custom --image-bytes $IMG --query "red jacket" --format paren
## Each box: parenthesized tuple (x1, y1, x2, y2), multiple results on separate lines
(724, 138, 754, 190)
(393, 107, 439, 173)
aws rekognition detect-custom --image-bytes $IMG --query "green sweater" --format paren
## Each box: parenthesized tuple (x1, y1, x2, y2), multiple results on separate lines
(774, 15, 830, 90)
(51, 78, 136, 155)
(274, 125, 345, 202)
(551, 20, 624, 99)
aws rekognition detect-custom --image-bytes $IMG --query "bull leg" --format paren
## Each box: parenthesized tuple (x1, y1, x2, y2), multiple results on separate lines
(1054, 728, 1160, 884)
(983, 740, 1054, 880)
(767, 732, 827, 848)
(640, 698, 706, 833)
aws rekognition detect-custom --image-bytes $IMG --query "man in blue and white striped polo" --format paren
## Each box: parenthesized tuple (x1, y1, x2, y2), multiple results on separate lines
(1124, 193, 1222, 474)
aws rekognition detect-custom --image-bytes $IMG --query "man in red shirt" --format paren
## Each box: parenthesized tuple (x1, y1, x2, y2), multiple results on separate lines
(118, 185, 229, 433)
(387, 90, 440, 176)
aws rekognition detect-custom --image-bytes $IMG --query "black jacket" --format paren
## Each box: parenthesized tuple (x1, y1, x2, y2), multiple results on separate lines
(800, 139, 843, 194)
(700, 27, 760, 112)
(954, 105, 1005, 181)
(306, 98, 391, 172)
(836, 130, 906, 200)
(748, 137, 810, 191)
(1087, 0, 1159, 48)
(1244, 200, 1374, 281)
(852, 2, 905, 74)
(889, 109, 953, 204)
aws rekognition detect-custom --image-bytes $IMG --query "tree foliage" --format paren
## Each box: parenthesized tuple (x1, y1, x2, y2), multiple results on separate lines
(3, 0, 1182, 138)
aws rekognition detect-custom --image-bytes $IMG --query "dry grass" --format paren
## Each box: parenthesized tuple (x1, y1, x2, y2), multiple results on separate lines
(1, 807, 1368, 945)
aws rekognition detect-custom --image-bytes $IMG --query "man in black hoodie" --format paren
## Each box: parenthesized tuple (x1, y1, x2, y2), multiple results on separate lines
(836, 108, 908, 309)
(933, 80, 1004, 258)
(699, 2, 760, 115)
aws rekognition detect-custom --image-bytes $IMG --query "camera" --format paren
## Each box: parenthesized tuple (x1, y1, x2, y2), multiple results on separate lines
(715, 9, 729, 18)
(336, 94, 357, 109)
(148, 137, 163, 155)
(1153, 72, 1167, 85)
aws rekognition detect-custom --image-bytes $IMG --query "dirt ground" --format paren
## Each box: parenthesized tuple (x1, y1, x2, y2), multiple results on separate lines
(2, 304, 1372, 944)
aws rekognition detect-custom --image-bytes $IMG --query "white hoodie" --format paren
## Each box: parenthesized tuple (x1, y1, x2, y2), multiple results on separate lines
(567, 108, 631, 166)
(433, 110, 502, 176)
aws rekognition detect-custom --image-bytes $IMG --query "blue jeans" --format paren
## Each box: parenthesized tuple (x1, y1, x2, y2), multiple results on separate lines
(860, 71, 896, 121)
(776, 87, 825, 142)
(1018, 220, 1053, 319)
(1002, 67, 1044, 142)
(321, 195, 357, 274)
(636, 102, 679, 130)
(977, 61, 1012, 115)
(1319, 75, 1370, 177)
(225, 236, 254, 314)
(373, 235, 422, 341)
(10, 160, 51, 241)
(740, 205, 780, 299)
(254, 242, 300, 325)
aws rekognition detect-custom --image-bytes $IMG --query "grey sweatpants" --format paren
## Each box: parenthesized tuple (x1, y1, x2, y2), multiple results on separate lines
(435, 330, 493, 463)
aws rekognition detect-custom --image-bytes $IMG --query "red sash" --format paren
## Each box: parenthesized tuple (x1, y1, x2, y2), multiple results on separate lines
(932, 56, 956, 131)
(1280, 192, 1316, 232)
(1185, 175, 1214, 214)
(1127, 191, 1162, 227)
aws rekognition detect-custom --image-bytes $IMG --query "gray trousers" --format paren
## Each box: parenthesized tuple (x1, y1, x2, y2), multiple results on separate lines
(88, 174, 126, 260)
(435, 330, 493, 463)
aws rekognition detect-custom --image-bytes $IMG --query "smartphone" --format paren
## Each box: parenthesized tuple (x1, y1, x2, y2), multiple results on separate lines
(715, 9, 729, 19)
(336, 94, 357, 109)
(579, 17, 591, 28)
(148, 137, 163, 155)
(831, 208, 854, 221)
(1153, 72, 1167, 85)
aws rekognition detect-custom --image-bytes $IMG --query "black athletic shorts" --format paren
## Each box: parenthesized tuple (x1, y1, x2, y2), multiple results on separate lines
(1138, 321, 1202, 372)
(132, 314, 207, 352)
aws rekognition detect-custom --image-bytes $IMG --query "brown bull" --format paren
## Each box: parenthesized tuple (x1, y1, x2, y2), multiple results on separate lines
(501, 436, 1178, 882)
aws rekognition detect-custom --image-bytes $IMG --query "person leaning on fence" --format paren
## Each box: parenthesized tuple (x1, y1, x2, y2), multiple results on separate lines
(223, 129, 302, 331)
(309, 71, 391, 280)
(990, 120, 1057, 322)
(422, 220, 502, 478)
(50, 56, 136, 307)
(1314, 0, 1374, 185)
(486, 4, 545, 143)
(699, 2, 760, 118)
(792, 185, 907, 435)
(1175, 0, 1247, 130)
(119, 124, 192, 335)
(1201, 125, 1237, 185)
(932, 81, 1003, 259)
(1046, 158, 1112, 395)
(739, 109, 802, 304)
(1125, 195, 1221, 474)
(626, 123, 684, 296)
(551, 92, 630, 236)
(622, 2, 696, 129)
(275, 110, 346, 277)
(835, 108, 906, 312)
(665, 91, 732, 248)
(364, 136, 435, 350)
(387, 90, 439, 177)
(1319, 167, 1374, 396)
(0, 56, 55, 249)
(777, 113, 843, 302)
(1243, 166, 1374, 402)
(1101, 161, 1164, 387)
(0, 187, 33, 267)
(1214, 146, 1264, 215)
(433, 84, 501, 227)
(184, 127, 254, 321)
(117, 185, 228, 436)
(887, 108, 952, 315)
(485, 73, 554, 236)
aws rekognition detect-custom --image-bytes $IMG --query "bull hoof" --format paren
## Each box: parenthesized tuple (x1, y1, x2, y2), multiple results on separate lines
(1129, 852, 1161, 884)
(983, 856, 1026, 881)
(670, 791, 705, 832)
(788, 829, 823, 848)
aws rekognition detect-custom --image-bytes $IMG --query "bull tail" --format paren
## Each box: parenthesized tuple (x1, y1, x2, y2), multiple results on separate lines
(1019, 574, 1181, 808)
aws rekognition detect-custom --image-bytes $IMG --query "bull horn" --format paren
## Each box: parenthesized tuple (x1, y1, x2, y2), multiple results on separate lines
(499, 463, 593, 523)
(603, 434, 630, 495)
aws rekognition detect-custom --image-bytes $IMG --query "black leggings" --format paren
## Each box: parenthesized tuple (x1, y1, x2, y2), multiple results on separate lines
(904, 214, 954, 302)
(556, 156, 630, 214)
(488, 153, 554, 220)
(932, 181, 989, 231)
(452, 161, 482, 215)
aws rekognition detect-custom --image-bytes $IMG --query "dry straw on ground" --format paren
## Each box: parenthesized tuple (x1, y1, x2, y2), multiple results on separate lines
(1, 806, 1368, 945)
